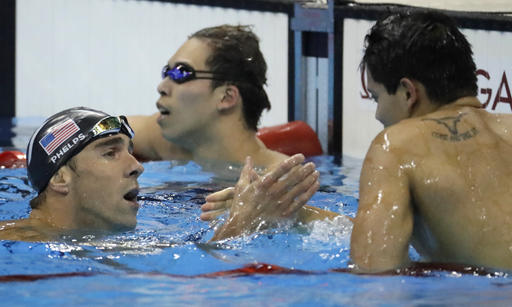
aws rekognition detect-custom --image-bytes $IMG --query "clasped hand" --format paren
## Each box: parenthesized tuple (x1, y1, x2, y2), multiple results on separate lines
(206, 154, 320, 240)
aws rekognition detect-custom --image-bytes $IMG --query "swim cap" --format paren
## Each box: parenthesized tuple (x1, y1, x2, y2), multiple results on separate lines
(27, 107, 134, 193)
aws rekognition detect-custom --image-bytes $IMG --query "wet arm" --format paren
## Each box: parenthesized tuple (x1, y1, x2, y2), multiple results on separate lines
(350, 133, 413, 273)
(297, 205, 346, 224)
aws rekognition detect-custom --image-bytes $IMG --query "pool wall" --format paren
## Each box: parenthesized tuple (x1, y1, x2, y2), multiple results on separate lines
(6, 0, 512, 158)
(14, 0, 290, 126)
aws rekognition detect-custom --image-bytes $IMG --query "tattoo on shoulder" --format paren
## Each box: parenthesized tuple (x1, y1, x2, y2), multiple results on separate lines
(422, 113, 479, 142)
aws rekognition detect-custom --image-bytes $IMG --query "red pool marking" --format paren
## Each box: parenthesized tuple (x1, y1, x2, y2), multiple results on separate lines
(0, 262, 505, 283)
(0, 271, 97, 282)
(195, 263, 312, 278)
(0, 263, 313, 282)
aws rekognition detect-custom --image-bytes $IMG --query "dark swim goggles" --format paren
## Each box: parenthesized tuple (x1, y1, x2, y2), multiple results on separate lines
(161, 63, 227, 84)
(90, 116, 134, 139)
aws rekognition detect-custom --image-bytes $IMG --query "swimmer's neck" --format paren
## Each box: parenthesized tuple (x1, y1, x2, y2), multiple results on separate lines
(27, 207, 124, 241)
(411, 96, 481, 118)
(28, 206, 76, 231)
(169, 115, 287, 169)
(187, 126, 272, 167)
(436, 96, 482, 110)
(28, 196, 94, 232)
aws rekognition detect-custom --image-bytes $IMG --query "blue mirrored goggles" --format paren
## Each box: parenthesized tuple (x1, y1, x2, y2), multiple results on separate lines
(90, 116, 134, 139)
(161, 63, 227, 84)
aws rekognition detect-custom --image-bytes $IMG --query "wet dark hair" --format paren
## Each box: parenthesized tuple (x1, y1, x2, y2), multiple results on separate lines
(362, 10, 477, 104)
(190, 25, 270, 131)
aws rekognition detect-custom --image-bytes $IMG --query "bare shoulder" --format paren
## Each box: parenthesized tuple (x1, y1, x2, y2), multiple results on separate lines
(483, 112, 512, 144)
(250, 137, 290, 171)
(0, 219, 44, 241)
(369, 106, 506, 158)
(416, 106, 512, 149)
(265, 150, 290, 171)
(368, 120, 424, 154)
(0, 219, 18, 235)
(127, 114, 160, 160)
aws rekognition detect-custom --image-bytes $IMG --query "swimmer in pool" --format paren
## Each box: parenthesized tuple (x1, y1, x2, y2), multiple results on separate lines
(128, 24, 334, 221)
(211, 10, 512, 272)
(0, 107, 144, 241)
(128, 25, 288, 171)
(0, 107, 318, 241)
(350, 10, 512, 272)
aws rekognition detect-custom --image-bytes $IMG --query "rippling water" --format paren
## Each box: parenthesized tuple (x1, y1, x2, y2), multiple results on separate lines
(0, 154, 511, 306)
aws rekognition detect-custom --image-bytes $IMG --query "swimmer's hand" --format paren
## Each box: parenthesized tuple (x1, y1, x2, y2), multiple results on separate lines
(211, 154, 319, 241)
(201, 187, 235, 221)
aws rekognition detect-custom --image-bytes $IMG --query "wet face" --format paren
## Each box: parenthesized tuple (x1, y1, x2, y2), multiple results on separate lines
(367, 70, 410, 128)
(156, 38, 224, 145)
(68, 134, 144, 231)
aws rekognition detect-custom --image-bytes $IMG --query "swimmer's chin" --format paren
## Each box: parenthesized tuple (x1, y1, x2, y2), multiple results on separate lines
(157, 113, 172, 127)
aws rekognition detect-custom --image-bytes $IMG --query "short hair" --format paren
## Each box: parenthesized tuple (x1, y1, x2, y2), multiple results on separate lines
(190, 25, 271, 131)
(362, 10, 477, 104)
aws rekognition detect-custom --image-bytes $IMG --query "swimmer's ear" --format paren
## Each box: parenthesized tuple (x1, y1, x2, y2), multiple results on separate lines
(217, 85, 240, 111)
(47, 167, 72, 195)
(399, 78, 418, 113)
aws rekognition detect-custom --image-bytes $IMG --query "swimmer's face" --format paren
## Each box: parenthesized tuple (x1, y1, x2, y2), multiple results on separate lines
(156, 38, 226, 145)
(367, 70, 410, 128)
(67, 134, 144, 231)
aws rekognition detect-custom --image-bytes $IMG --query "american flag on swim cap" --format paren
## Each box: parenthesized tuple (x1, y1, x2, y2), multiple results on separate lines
(39, 119, 80, 155)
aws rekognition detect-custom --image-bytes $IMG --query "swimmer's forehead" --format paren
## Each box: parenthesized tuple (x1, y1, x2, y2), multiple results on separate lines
(167, 38, 212, 69)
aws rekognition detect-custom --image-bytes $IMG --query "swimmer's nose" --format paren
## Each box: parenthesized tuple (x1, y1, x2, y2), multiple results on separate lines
(127, 154, 144, 178)
(157, 78, 170, 96)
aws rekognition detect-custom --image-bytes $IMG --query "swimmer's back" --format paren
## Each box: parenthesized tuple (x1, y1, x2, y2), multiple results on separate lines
(387, 97, 512, 269)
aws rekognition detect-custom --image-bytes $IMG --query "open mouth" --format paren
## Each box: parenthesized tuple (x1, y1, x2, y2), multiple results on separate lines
(156, 103, 170, 116)
(123, 188, 139, 202)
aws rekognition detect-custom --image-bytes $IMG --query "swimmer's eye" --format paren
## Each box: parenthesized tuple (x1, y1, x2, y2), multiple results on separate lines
(160, 63, 236, 84)
(103, 147, 120, 158)
(161, 63, 222, 84)
(104, 150, 116, 158)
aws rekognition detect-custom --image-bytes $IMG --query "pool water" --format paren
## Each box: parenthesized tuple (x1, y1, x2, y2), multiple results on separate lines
(1, 122, 512, 305)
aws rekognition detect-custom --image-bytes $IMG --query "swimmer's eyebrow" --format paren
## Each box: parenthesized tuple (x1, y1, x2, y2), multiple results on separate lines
(94, 136, 125, 148)
(94, 136, 134, 152)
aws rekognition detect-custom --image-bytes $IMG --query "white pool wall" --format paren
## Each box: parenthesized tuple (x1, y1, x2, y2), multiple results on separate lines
(15, 0, 512, 159)
(15, 0, 289, 127)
